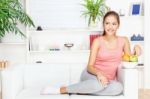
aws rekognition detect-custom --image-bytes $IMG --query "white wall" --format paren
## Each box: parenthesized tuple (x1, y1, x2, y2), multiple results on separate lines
(144, 0, 150, 89)
(0, 44, 26, 64)
(26, 0, 144, 37)
(26, 0, 87, 29)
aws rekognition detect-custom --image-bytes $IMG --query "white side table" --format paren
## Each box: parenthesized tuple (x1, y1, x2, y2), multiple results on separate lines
(0, 61, 9, 99)
(136, 64, 144, 89)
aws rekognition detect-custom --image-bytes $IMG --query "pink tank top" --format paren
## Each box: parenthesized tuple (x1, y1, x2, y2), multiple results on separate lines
(94, 36, 124, 81)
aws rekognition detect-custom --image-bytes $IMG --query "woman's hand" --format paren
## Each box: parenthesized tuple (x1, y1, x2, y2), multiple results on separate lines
(96, 72, 109, 87)
(133, 45, 142, 56)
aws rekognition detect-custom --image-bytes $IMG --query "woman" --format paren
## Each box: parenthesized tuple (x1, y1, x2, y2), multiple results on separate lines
(41, 11, 141, 95)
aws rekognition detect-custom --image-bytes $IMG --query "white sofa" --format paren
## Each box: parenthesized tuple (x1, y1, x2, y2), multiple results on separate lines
(1, 63, 138, 99)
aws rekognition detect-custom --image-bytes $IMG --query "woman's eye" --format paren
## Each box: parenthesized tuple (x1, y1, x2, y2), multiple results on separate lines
(105, 22, 109, 25)
(113, 23, 117, 25)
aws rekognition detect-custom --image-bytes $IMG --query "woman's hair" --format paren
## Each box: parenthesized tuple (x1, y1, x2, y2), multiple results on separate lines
(102, 11, 120, 36)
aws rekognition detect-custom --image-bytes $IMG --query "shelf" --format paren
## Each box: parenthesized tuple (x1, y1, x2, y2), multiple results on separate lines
(28, 50, 90, 54)
(28, 28, 103, 33)
(136, 63, 144, 69)
(136, 66, 144, 69)
(120, 15, 144, 19)
(0, 42, 26, 45)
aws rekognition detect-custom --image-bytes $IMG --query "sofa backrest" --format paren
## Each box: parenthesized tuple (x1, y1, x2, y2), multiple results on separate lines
(23, 63, 70, 88)
(23, 63, 87, 88)
(70, 63, 87, 84)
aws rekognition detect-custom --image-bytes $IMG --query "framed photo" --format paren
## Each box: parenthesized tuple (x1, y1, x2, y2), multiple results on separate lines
(130, 2, 142, 15)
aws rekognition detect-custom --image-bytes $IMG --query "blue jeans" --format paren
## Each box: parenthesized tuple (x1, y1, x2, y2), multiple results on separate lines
(66, 69, 123, 95)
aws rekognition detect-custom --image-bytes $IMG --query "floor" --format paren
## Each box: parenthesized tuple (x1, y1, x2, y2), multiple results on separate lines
(139, 89, 150, 99)
(0, 89, 149, 99)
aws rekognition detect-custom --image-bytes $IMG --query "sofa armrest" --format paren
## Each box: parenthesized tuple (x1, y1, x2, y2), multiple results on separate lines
(1, 64, 24, 99)
(117, 63, 138, 99)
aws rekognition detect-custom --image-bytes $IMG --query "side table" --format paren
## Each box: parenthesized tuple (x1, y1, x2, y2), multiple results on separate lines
(0, 61, 9, 99)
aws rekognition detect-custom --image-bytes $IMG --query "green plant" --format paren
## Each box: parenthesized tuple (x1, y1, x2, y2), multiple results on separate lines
(0, 0, 35, 39)
(81, 0, 109, 26)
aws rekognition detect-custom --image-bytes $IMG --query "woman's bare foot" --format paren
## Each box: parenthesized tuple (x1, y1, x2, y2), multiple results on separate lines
(60, 86, 67, 94)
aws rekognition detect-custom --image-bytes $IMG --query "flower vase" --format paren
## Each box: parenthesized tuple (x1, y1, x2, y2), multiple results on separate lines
(89, 20, 98, 29)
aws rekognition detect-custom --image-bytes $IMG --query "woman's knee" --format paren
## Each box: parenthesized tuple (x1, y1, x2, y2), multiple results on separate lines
(112, 82, 123, 95)
(88, 79, 105, 92)
(89, 81, 123, 96)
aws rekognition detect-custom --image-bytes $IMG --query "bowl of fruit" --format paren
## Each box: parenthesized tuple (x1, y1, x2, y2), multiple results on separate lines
(122, 53, 138, 68)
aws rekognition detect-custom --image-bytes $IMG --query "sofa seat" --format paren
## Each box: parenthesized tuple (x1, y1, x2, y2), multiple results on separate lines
(17, 88, 123, 99)
(70, 94, 123, 99)
(16, 88, 69, 99)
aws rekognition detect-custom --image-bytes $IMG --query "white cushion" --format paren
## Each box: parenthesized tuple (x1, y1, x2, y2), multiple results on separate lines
(70, 94, 124, 99)
(40, 86, 60, 95)
(23, 63, 70, 88)
(16, 88, 69, 99)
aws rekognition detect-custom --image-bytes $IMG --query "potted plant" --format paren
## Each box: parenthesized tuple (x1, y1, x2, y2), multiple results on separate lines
(0, 0, 34, 40)
(81, 0, 109, 27)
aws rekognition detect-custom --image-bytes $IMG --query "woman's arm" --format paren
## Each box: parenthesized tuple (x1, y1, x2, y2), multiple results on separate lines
(87, 38, 103, 76)
(123, 37, 132, 55)
(87, 37, 109, 86)
(133, 44, 142, 56)
(123, 37, 142, 56)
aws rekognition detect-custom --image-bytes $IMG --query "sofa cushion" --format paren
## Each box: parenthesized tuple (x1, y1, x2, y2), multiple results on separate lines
(16, 88, 69, 99)
(70, 63, 87, 84)
(23, 63, 70, 88)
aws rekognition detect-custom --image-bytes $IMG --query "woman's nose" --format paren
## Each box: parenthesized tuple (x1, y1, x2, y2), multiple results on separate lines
(108, 24, 113, 28)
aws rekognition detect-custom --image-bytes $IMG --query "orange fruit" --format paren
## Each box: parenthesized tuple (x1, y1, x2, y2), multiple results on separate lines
(122, 53, 130, 62)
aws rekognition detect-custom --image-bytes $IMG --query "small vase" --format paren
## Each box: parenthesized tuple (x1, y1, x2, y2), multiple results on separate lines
(89, 20, 97, 28)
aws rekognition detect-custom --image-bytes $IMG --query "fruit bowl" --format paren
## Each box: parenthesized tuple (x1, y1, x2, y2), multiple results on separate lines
(122, 62, 138, 69)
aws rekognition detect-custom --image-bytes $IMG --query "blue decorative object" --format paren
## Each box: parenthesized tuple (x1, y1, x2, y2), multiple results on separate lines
(130, 34, 144, 41)
(132, 4, 140, 15)
(131, 34, 136, 41)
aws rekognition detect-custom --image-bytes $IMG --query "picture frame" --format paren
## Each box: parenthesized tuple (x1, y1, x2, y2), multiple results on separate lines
(130, 2, 142, 16)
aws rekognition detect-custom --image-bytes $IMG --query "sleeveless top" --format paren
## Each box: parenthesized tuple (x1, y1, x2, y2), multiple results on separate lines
(94, 36, 125, 81)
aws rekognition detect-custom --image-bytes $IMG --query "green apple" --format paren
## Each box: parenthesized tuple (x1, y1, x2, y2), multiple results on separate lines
(129, 55, 138, 62)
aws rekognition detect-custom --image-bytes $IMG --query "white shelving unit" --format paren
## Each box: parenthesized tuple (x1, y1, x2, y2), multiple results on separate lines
(26, 29, 100, 63)
(27, 50, 90, 64)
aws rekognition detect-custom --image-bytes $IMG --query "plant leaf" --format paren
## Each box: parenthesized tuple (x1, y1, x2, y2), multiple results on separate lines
(0, 0, 35, 38)
(80, 0, 108, 26)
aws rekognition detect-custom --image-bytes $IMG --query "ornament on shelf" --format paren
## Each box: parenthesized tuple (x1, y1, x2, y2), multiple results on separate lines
(119, 9, 125, 16)
(64, 43, 74, 50)
(36, 26, 43, 31)
(130, 34, 144, 41)
(0, 60, 9, 70)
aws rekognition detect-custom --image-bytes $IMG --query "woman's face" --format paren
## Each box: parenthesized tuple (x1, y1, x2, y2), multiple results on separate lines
(103, 15, 119, 36)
